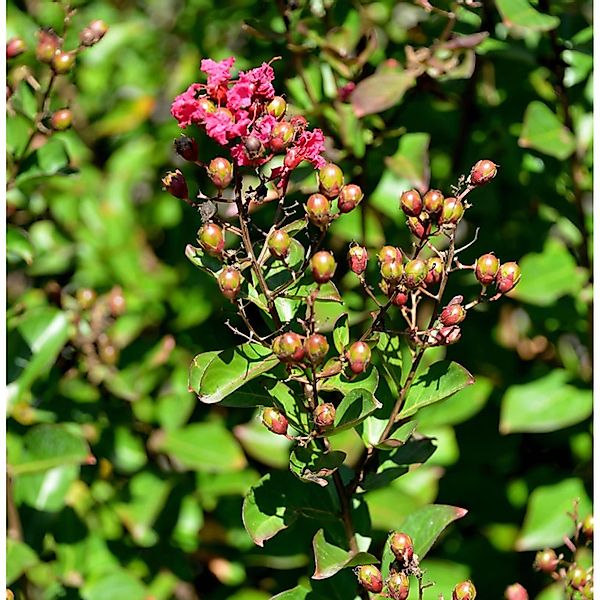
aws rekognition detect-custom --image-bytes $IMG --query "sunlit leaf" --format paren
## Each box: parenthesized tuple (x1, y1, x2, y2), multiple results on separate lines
(519, 101, 576, 159)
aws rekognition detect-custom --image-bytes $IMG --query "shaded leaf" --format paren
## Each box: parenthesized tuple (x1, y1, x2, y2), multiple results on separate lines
(7, 539, 38, 585)
(384, 133, 430, 193)
(496, 0, 560, 31)
(7, 226, 33, 265)
(332, 313, 350, 354)
(290, 446, 346, 486)
(325, 388, 382, 436)
(351, 70, 416, 117)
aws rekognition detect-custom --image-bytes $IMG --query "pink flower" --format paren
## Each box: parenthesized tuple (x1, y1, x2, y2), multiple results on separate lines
(252, 115, 277, 144)
(171, 83, 203, 128)
(227, 80, 254, 111)
(291, 128, 327, 168)
(237, 62, 275, 101)
(205, 109, 235, 145)
(201, 56, 235, 100)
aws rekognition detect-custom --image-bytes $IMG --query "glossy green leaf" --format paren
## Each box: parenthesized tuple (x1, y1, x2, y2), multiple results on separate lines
(271, 586, 312, 600)
(189, 343, 278, 404)
(16, 138, 72, 185)
(500, 370, 592, 433)
(519, 101, 576, 159)
(516, 479, 592, 550)
(7, 226, 33, 265)
(289, 445, 346, 486)
(332, 313, 350, 354)
(320, 366, 379, 397)
(327, 388, 382, 436)
(385, 133, 430, 192)
(351, 70, 416, 117)
(81, 569, 147, 600)
(7, 539, 38, 585)
(496, 0, 560, 31)
(234, 415, 293, 469)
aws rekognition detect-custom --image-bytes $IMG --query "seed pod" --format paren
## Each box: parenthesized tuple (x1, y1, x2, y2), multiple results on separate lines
(567, 565, 590, 591)
(338, 184, 363, 213)
(387, 572, 410, 600)
(423, 189, 444, 215)
(380, 260, 404, 283)
(310, 251, 336, 284)
(50, 108, 73, 131)
(475, 253, 500, 286)
(390, 532, 414, 565)
(318, 163, 344, 199)
(378, 246, 402, 264)
(581, 514, 593, 540)
(79, 19, 108, 46)
(198, 96, 216, 115)
(270, 120, 295, 152)
(346, 341, 371, 374)
(452, 580, 476, 600)
(439, 197, 464, 225)
(305, 193, 332, 227)
(272, 332, 305, 363)
(207, 157, 233, 189)
(243, 135, 265, 160)
(76, 288, 96, 310)
(262, 407, 288, 435)
(109, 287, 126, 316)
(268, 230, 292, 260)
(400, 189, 422, 217)
(7, 38, 26, 59)
(425, 256, 443, 285)
(470, 159, 498, 186)
(36, 30, 61, 63)
(304, 334, 329, 365)
(347, 245, 368, 275)
(175, 136, 199, 162)
(440, 303, 466, 326)
(533, 549, 559, 573)
(162, 170, 188, 199)
(404, 259, 428, 289)
(355, 565, 383, 594)
(198, 222, 225, 256)
(218, 267, 242, 300)
(505, 583, 529, 600)
(496, 262, 521, 293)
(407, 215, 431, 239)
(51, 50, 76, 74)
(266, 96, 287, 119)
(433, 325, 462, 346)
(313, 403, 336, 429)
(392, 289, 408, 307)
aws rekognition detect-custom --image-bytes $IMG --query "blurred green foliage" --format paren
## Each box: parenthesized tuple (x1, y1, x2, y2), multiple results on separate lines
(6, 0, 592, 598)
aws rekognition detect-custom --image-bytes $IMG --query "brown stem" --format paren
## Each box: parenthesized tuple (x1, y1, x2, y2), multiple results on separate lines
(7, 476, 23, 541)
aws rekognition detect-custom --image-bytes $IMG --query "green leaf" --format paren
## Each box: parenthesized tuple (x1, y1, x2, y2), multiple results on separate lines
(234, 415, 293, 469)
(311, 529, 378, 580)
(289, 445, 346, 486)
(516, 479, 592, 550)
(326, 388, 382, 436)
(189, 343, 278, 404)
(519, 101, 576, 160)
(511, 238, 587, 306)
(495, 0, 560, 32)
(400, 361, 474, 419)
(158, 422, 247, 472)
(320, 366, 379, 397)
(271, 586, 312, 600)
(500, 370, 592, 434)
(16, 138, 72, 185)
(7, 539, 38, 585)
(332, 313, 350, 354)
(351, 70, 416, 117)
(7, 226, 33, 265)
(381, 504, 467, 577)
(81, 569, 147, 600)
(384, 133, 431, 192)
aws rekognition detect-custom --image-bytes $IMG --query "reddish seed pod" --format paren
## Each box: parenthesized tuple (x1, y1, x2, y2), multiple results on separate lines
(338, 184, 364, 213)
(218, 267, 242, 300)
(440, 303, 466, 326)
(262, 407, 288, 436)
(470, 159, 498, 186)
(243, 135, 264, 160)
(318, 163, 344, 199)
(346, 341, 371, 374)
(80, 19, 108, 46)
(568, 565, 590, 591)
(304, 334, 329, 365)
(423, 189, 444, 214)
(198, 222, 225, 256)
(347, 245, 368, 275)
(378, 246, 402, 264)
(452, 580, 477, 600)
(434, 325, 462, 345)
(392, 289, 408, 307)
(439, 197, 464, 225)
(533, 549, 559, 573)
(390, 532, 414, 565)
(207, 157, 233, 189)
(305, 193, 332, 227)
(162, 170, 188, 199)
(404, 259, 428, 289)
(272, 332, 305, 363)
(109, 286, 126, 316)
(425, 256, 444, 285)
(407, 215, 430, 239)
(51, 50, 76, 74)
(36, 30, 61, 63)
(7, 38, 26, 59)
(380, 260, 404, 283)
(313, 403, 336, 429)
(50, 108, 73, 131)
(505, 583, 529, 600)
(496, 262, 521, 293)
(581, 514, 593, 540)
(268, 230, 292, 260)
(175, 136, 199, 162)
(270, 121, 295, 152)
(266, 96, 287, 119)
(400, 189, 423, 217)
(310, 251, 337, 284)
(475, 253, 500, 286)
(387, 572, 410, 600)
(198, 96, 216, 115)
(355, 565, 383, 594)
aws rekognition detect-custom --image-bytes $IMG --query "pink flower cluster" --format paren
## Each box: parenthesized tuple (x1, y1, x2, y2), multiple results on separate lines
(170, 56, 326, 169)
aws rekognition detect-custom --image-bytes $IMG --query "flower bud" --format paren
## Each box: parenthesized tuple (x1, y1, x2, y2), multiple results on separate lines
(568, 565, 590, 591)
(439, 197, 464, 225)
(425, 256, 443, 285)
(243, 135, 265, 160)
(270, 120, 295, 152)
(306, 193, 331, 227)
(79, 20, 108, 46)
(355, 565, 383, 594)
(338, 184, 363, 213)
(51, 50, 76, 74)
(310, 251, 336, 284)
(36, 30, 61, 63)
(346, 341, 371, 374)
(581, 514, 593, 540)
(162, 170, 188, 199)
(337, 82, 356, 102)
(50, 108, 73, 131)
(262, 407, 288, 435)
(175, 135, 199, 162)
(318, 163, 344, 199)
(304, 334, 329, 365)
(407, 215, 431, 239)
(347, 245, 368, 275)
(207, 157, 233, 189)
(387, 572, 410, 600)
(392, 289, 408, 307)
(7, 38, 26, 59)
(470, 159, 498, 186)
(505, 583, 528, 600)
(496, 262, 521, 293)
(400, 189, 423, 217)
(390, 532, 414, 565)
(266, 95, 287, 119)
(440, 303, 466, 326)
(218, 267, 242, 300)
(99, 342, 119, 366)
(533, 549, 558, 573)
(423, 189, 444, 214)
(198, 222, 225, 256)
(76, 288, 96, 310)
(272, 332, 305, 363)
(198, 97, 216, 115)
(268, 230, 292, 260)
(452, 580, 476, 600)
(475, 253, 500, 286)
(404, 259, 428, 289)
(380, 260, 404, 283)
(378, 246, 402, 264)
(433, 325, 462, 345)
(109, 287, 126, 316)
(313, 403, 336, 429)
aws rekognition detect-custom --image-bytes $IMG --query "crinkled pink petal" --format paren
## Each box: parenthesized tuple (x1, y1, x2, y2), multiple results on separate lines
(231, 112, 251, 138)
(205, 111, 234, 145)
(238, 62, 275, 100)
(294, 128, 327, 167)
(170, 83, 203, 128)
(227, 81, 254, 111)
(252, 115, 277, 144)
(201, 56, 235, 99)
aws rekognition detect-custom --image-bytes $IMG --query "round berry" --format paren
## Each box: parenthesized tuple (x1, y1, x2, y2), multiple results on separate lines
(218, 267, 242, 300)
(305, 193, 331, 227)
(270, 121, 295, 152)
(423, 189, 444, 214)
(304, 334, 329, 365)
(440, 303, 466, 326)
(50, 108, 73, 131)
(439, 197, 464, 225)
(266, 96, 287, 119)
(347, 245, 368, 275)
(378, 246, 402, 264)
(36, 30, 61, 63)
(313, 403, 336, 429)
(310, 251, 336, 284)
(400, 189, 423, 217)
(390, 532, 414, 565)
(475, 253, 500, 286)
(392, 289, 408, 307)
(387, 572, 410, 600)
(262, 407, 288, 435)
(380, 260, 404, 283)
(504, 583, 528, 600)
(355, 565, 383, 594)
(7, 38, 26, 59)
(425, 256, 444, 285)
(51, 50, 76, 74)
(346, 341, 371, 374)
(568, 564, 589, 591)
(404, 258, 428, 289)
(496, 262, 521, 293)
(198, 222, 225, 256)
(272, 332, 305, 363)
(318, 163, 344, 198)
(533, 549, 558, 573)
(207, 157, 233, 189)
(470, 159, 498, 186)
(338, 184, 363, 213)
(452, 580, 476, 600)
(268, 230, 292, 260)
